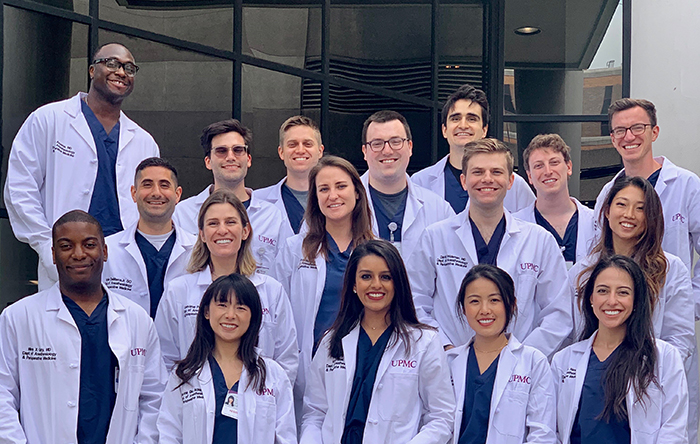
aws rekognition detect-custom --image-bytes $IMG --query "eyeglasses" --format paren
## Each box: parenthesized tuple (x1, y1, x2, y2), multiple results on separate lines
(212, 145, 249, 158)
(610, 123, 652, 139)
(365, 137, 409, 152)
(93, 57, 140, 76)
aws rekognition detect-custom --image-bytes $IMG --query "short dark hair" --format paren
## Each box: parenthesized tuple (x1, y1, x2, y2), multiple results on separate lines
(456, 264, 517, 334)
(200, 119, 252, 157)
(608, 98, 657, 127)
(91, 42, 131, 63)
(52, 210, 104, 243)
(522, 133, 571, 171)
(441, 84, 490, 128)
(361, 110, 412, 145)
(134, 157, 178, 186)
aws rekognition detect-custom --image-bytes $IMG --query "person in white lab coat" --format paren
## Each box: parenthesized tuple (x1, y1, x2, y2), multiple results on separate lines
(447, 264, 556, 444)
(359, 110, 454, 260)
(571, 175, 697, 438)
(155, 189, 298, 383)
(513, 134, 595, 267)
(552, 255, 688, 444)
(412, 84, 535, 214)
(301, 239, 455, 444)
(0, 210, 167, 444)
(253, 115, 325, 234)
(173, 119, 292, 275)
(157, 273, 296, 444)
(4, 43, 159, 291)
(270, 155, 374, 420)
(406, 138, 571, 358)
(103, 157, 196, 318)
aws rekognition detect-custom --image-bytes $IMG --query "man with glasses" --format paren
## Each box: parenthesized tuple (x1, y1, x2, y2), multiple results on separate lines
(360, 110, 453, 260)
(4, 43, 159, 291)
(173, 119, 292, 274)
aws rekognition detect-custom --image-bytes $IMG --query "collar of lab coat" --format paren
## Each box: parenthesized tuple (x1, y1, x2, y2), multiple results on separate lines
(453, 204, 522, 266)
(46, 282, 127, 322)
(423, 155, 450, 181)
(361, 171, 422, 236)
(66, 92, 138, 154)
(613, 155, 678, 196)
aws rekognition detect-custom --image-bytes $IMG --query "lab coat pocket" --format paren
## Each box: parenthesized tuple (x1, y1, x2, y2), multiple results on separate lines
(124, 365, 145, 411)
(492, 389, 528, 438)
(634, 386, 662, 436)
(253, 399, 276, 442)
(378, 372, 419, 422)
(259, 319, 277, 357)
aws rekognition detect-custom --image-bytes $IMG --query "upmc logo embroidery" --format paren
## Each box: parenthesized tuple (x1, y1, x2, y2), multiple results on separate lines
(672, 213, 686, 224)
(520, 262, 540, 273)
(258, 235, 277, 247)
(130, 348, 147, 356)
(391, 359, 417, 368)
(508, 374, 531, 384)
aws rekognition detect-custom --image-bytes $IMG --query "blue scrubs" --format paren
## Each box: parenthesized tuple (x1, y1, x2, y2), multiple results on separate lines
(444, 161, 469, 214)
(470, 215, 506, 265)
(81, 100, 123, 237)
(534, 207, 579, 263)
(135, 231, 177, 318)
(63, 293, 118, 444)
(313, 234, 352, 352)
(369, 186, 407, 243)
(458, 345, 500, 444)
(209, 356, 239, 444)
(242, 199, 251, 210)
(647, 168, 661, 187)
(342, 326, 394, 444)
(281, 183, 306, 234)
(570, 349, 630, 444)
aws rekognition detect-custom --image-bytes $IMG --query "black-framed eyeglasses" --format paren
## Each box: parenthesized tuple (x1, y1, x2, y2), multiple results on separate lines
(212, 145, 249, 158)
(365, 137, 409, 152)
(610, 123, 652, 139)
(93, 57, 140, 76)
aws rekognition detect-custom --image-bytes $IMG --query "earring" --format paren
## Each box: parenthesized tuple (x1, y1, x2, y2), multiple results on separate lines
(353, 288, 357, 293)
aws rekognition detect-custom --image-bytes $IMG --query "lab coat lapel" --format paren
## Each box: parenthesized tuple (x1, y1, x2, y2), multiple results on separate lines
(47, 284, 79, 328)
(361, 173, 380, 237)
(374, 331, 402, 386)
(495, 211, 521, 270)
(342, 326, 360, 393)
(118, 112, 135, 150)
(490, 336, 518, 421)
(454, 207, 479, 266)
(452, 346, 469, 409)
(653, 156, 673, 197)
(68, 97, 98, 154)
(198, 361, 215, 443)
(106, 290, 129, 364)
(122, 224, 149, 290)
(402, 176, 419, 234)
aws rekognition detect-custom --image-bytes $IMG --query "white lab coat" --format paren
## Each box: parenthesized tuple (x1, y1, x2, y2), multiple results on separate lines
(446, 334, 557, 444)
(361, 172, 455, 260)
(157, 356, 296, 444)
(406, 207, 572, 358)
(102, 221, 196, 315)
(512, 197, 596, 265)
(411, 155, 536, 213)
(551, 333, 689, 444)
(594, 157, 700, 319)
(0, 284, 167, 444)
(3, 92, 160, 290)
(300, 325, 455, 444)
(173, 186, 294, 275)
(154, 268, 298, 384)
(253, 177, 293, 232)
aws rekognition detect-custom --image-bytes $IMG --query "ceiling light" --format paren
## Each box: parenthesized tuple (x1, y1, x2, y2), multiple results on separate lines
(514, 26, 541, 36)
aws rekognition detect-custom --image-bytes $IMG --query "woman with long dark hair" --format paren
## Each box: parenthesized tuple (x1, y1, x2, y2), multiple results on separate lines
(447, 264, 556, 443)
(553, 255, 688, 444)
(300, 240, 454, 443)
(158, 274, 296, 443)
(155, 188, 298, 383)
(271, 155, 374, 416)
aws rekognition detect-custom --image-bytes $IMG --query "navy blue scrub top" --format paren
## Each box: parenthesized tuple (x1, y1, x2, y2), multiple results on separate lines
(369, 185, 408, 243)
(622, 168, 660, 188)
(81, 99, 123, 237)
(445, 161, 469, 214)
(534, 207, 579, 263)
(135, 230, 177, 318)
(342, 326, 394, 444)
(570, 349, 630, 444)
(63, 292, 118, 444)
(209, 356, 239, 444)
(313, 234, 352, 352)
(470, 215, 506, 265)
(281, 183, 306, 234)
(458, 344, 500, 444)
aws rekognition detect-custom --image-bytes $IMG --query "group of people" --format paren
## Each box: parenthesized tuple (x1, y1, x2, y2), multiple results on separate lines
(0, 42, 699, 444)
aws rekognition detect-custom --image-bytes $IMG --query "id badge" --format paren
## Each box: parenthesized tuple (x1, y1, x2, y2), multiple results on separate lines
(221, 390, 238, 420)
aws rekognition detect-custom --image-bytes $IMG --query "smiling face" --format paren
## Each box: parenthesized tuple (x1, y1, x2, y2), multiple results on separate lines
(131, 166, 182, 224)
(354, 254, 395, 318)
(462, 277, 507, 339)
(53, 221, 107, 290)
(278, 125, 324, 176)
(605, 185, 647, 248)
(200, 203, 250, 260)
(363, 119, 413, 186)
(205, 292, 251, 344)
(205, 131, 251, 188)
(590, 266, 635, 334)
(461, 152, 514, 211)
(610, 106, 659, 165)
(315, 166, 357, 224)
(89, 44, 135, 104)
(526, 147, 572, 196)
(442, 99, 488, 149)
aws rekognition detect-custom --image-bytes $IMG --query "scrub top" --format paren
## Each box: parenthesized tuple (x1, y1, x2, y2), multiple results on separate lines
(369, 185, 408, 243)
(314, 234, 352, 351)
(444, 161, 469, 214)
(458, 345, 500, 444)
(534, 207, 579, 264)
(470, 215, 506, 265)
(210, 355, 240, 444)
(135, 230, 176, 318)
(281, 183, 306, 234)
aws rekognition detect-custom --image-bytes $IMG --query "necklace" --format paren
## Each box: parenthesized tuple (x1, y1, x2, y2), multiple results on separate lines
(473, 339, 508, 354)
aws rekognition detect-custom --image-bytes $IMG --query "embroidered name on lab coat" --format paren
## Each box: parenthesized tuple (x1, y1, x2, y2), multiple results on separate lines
(561, 367, 576, 383)
(181, 388, 204, 403)
(21, 346, 57, 361)
(51, 140, 75, 158)
(436, 255, 469, 268)
(183, 305, 199, 318)
(298, 259, 317, 270)
(326, 360, 345, 372)
(105, 277, 133, 292)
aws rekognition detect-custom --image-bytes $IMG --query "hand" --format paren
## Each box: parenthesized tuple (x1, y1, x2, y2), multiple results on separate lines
(444, 344, 455, 351)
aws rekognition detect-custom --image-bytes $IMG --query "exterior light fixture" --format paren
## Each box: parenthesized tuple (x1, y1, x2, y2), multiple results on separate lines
(514, 26, 541, 35)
